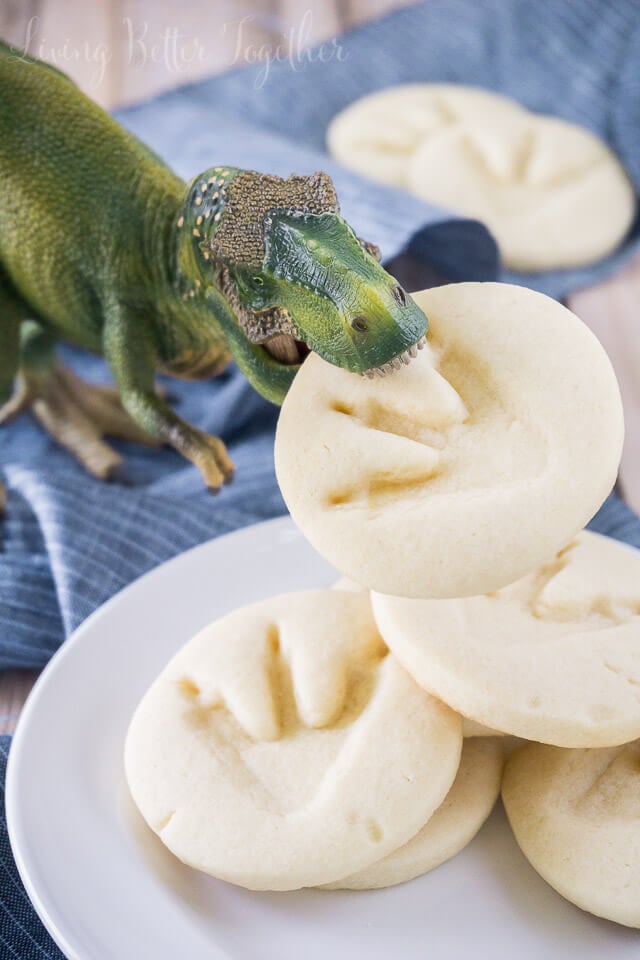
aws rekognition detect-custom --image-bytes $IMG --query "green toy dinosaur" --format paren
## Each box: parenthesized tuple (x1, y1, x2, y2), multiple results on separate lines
(0, 41, 428, 501)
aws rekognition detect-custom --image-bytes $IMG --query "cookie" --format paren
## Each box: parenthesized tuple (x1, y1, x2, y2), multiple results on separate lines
(409, 109, 634, 271)
(327, 83, 635, 270)
(372, 532, 640, 748)
(275, 283, 623, 599)
(125, 590, 462, 890)
(503, 740, 640, 927)
(323, 737, 503, 890)
(326, 83, 523, 189)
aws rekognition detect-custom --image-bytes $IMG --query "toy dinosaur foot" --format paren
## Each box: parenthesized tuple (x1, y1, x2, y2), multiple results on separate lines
(189, 431, 235, 492)
(0, 361, 161, 480)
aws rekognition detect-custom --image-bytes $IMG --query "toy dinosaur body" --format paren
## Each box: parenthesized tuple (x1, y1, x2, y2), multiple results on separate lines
(0, 41, 427, 500)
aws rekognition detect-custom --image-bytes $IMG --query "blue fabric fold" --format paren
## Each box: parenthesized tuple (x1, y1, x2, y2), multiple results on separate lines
(1, 0, 640, 955)
(119, 0, 640, 300)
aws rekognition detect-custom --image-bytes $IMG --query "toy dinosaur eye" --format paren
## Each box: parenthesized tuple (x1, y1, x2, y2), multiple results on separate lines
(253, 276, 264, 286)
(394, 285, 407, 306)
(351, 316, 369, 333)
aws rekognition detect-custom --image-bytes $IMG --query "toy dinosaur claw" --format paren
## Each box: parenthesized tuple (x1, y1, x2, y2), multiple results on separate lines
(190, 431, 235, 491)
(0, 361, 162, 480)
(105, 460, 131, 485)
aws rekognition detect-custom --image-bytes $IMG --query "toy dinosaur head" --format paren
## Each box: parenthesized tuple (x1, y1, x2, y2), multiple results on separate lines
(180, 167, 428, 402)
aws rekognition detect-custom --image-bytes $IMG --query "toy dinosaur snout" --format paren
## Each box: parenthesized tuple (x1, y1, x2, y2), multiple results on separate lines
(250, 208, 429, 377)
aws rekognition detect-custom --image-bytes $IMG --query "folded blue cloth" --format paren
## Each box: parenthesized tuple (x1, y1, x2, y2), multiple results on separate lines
(1, 0, 640, 955)
(120, 0, 640, 300)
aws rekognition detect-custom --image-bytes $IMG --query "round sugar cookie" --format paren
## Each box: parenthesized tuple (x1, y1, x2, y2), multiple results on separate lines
(503, 740, 640, 927)
(275, 282, 623, 599)
(327, 83, 635, 271)
(125, 590, 462, 891)
(323, 737, 503, 890)
(408, 109, 635, 271)
(327, 84, 523, 188)
(372, 531, 640, 748)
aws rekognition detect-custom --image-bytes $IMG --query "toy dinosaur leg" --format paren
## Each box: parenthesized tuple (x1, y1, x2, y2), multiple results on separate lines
(104, 309, 234, 491)
(0, 319, 162, 480)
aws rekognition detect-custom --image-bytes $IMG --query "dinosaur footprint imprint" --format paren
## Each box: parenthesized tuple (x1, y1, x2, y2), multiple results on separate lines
(176, 593, 387, 743)
(165, 592, 397, 816)
(530, 538, 640, 626)
(322, 338, 547, 512)
(324, 348, 469, 509)
(456, 122, 610, 205)
(571, 743, 640, 821)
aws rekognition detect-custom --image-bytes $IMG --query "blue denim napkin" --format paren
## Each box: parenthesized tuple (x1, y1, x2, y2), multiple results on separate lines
(2, 0, 640, 955)
(119, 0, 640, 300)
(0, 738, 64, 960)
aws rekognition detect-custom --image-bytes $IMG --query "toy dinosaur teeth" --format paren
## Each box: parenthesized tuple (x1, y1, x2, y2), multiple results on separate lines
(361, 335, 426, 379)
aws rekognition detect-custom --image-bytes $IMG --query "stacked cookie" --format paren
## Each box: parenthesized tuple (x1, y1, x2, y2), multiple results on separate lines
(272, 282, 640, 923)
(126, 588, 503, 891)
(126, 282, 640, 925)
(327, 84, 635, 271)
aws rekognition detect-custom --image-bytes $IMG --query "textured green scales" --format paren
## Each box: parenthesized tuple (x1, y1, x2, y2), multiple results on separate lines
(0, 41, 427, 498)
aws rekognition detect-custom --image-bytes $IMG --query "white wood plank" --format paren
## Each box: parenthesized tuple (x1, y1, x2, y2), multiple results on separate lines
(569, 254, 640, 515)
(344, 0, 415, 29)
(20, 0, 116, 106)
(114, 0, 279, 106)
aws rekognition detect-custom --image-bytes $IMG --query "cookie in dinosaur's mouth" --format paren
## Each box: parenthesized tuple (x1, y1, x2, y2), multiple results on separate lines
(261, 333, 428, 374)
(274, 282, 624, 600)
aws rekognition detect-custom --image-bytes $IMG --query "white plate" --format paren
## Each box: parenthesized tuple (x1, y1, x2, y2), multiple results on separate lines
(6, 517, 640, 959)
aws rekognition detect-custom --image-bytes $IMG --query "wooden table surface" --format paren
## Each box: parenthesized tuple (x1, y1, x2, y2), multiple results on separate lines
(1, 0, 638, 734)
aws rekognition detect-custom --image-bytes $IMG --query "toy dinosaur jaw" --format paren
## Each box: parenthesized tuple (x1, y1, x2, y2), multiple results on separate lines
(260, 331, 427, 376)
(361, 334, 427, 378)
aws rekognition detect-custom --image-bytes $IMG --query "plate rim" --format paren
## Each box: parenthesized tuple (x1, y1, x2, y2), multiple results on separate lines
(6, 513, 294, 960)
(6, 524, 637, 957)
